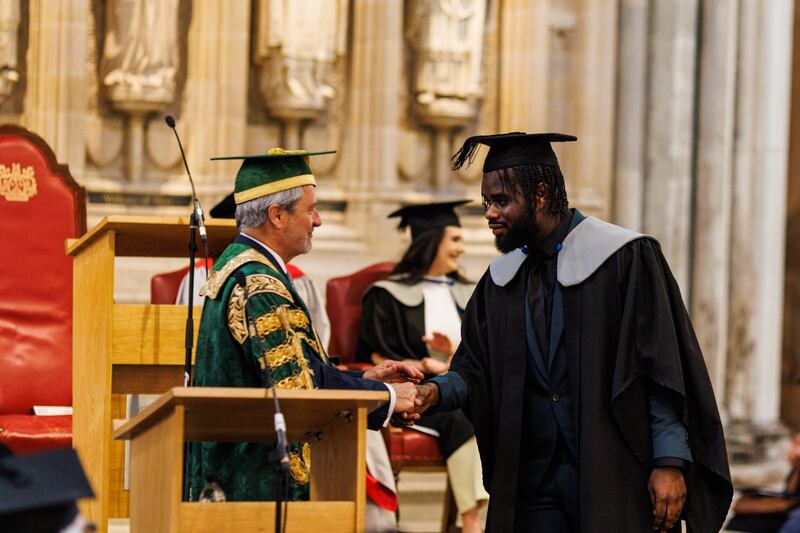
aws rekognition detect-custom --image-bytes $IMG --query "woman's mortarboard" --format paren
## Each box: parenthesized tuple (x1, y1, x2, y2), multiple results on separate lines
(211, 148, 335, 205)
(388, 200, 470, 241)
(451, 132, 577, 172)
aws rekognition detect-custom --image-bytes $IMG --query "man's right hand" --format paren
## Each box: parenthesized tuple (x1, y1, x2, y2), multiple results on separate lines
(415, 382, 440, 414)
(389, 382, 422, 426)
(389, 382, 420, 413)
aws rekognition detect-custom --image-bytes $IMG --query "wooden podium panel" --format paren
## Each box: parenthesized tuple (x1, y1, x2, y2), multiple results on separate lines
(67, 215, 239, 258)
(67, 217, 239, 531)
(114, 388, 387, 533)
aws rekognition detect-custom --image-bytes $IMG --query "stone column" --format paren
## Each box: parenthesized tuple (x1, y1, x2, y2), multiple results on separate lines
(497, 0, 549, 132)
(183, 0, 251, 198)
(570, 0, 617, 220)
(727, 0, 794, 462)
(23, 0, 89, 178)
(690, 0, 738, 408)
(642, 0, 699, 293)
(341, 0, 403, 254)
(613, 0, 648, 231)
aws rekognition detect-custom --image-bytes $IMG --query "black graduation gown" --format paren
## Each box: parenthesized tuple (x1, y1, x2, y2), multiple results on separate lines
(358, 281, 476, 457)
(452, 236, 733, 532)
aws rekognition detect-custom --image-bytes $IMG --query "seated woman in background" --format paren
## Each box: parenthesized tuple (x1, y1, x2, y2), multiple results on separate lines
(357, 200, 488, 533)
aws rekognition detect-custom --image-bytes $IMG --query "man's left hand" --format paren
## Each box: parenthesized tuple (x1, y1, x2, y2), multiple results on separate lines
(648, 466, 686, 532)
(363, 360, 424, 384)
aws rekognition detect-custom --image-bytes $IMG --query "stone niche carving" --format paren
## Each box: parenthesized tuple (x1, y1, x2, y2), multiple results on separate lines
(0, 0, 20, 103)
(101, 0, 178, 106)
(99, 0, 179, 182)
(406, 0, 487, 190)
(254, 0, 348, 147)
(408, 0, 487, 128)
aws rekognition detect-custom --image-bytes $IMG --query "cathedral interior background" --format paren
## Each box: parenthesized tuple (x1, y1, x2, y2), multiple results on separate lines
(3, 0, 800, 529)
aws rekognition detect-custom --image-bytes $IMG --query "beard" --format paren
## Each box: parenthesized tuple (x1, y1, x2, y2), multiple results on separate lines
(494, 207, 539, 253)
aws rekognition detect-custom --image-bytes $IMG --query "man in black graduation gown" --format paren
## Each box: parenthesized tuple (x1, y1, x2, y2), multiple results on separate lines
(414, 133, 733, 532)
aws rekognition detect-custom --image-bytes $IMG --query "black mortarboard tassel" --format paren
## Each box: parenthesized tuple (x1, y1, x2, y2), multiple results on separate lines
(388, 200, 470, 241)
(451, 132, 577, 172)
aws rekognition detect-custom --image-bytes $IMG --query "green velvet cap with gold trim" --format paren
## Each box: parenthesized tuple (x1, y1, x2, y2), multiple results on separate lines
(211, 148, 335, 204)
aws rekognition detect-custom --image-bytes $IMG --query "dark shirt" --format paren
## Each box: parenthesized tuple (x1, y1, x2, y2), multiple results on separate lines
(525, 211, 574, 361)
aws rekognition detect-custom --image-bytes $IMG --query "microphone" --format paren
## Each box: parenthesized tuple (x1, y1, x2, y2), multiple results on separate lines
(165, 115, 208, 246)
(234, 271, 290, 475)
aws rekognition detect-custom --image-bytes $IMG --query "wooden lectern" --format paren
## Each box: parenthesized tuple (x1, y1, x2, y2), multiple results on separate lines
(114, 387, 387, 533)
(67, 216, 240, 531)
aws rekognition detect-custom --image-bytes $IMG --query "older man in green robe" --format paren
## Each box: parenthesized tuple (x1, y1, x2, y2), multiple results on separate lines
(185, 148, 421, 502)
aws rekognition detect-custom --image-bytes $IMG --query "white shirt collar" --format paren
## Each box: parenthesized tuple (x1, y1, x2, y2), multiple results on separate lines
(239, 232, 288, 275)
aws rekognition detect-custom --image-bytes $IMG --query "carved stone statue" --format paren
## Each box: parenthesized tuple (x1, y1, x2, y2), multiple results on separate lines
(99, 0, 180, 182)
(0, 0, 20, 102)
(100, 0, 179, 106)
(254, 0, 348, 121)
(409, 0, 487, 125)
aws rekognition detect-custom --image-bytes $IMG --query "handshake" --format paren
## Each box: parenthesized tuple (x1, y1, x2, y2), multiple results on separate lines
(361, 360, 442, 425)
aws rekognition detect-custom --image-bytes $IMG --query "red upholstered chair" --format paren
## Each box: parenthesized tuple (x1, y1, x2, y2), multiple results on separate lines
(326, 262, 395, 372)
(0, 125, 86, 455)
(326, 263, 457, 530)
(150, 259, 213, 304)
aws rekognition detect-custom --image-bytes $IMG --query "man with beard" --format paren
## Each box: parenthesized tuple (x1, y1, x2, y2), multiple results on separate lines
(413, 133, 732, 532)
(185, 148, 423, 503)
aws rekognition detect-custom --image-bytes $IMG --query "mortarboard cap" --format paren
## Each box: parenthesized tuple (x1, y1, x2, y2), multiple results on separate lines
(211, 148, 335, 205)
(0, 444, 93, 517)
(388, 200, 470, 241)
(451, 132, 577, 172)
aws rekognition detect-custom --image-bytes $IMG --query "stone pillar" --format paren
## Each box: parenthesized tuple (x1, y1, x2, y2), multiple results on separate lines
(497, 0, 549, 132)
(341, 0, 403, 254)
(570, 0, 617, 220)
(690, 0, 738, 408)
(613, 0, 648, 231)
(727, 0, 794, 461)
(749, 0, 794, 427)
(782, 0, 800, 432)
(642, 0, 699, 293)
(23, 0, 89, 178)
(183, 1, 251, 197)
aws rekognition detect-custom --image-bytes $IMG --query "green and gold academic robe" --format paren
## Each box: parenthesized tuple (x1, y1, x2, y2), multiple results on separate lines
(185, 235, 391, 502)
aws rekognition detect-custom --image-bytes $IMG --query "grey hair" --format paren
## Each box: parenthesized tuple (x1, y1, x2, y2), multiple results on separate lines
(235, 186, 303, 229)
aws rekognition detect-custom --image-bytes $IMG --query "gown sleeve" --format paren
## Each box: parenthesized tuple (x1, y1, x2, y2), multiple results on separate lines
(237, 274, 392, 430)
(612, 238, 732, 531)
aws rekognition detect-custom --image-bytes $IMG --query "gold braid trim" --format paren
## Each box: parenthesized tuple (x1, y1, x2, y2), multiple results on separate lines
(257, 342, 295, 370)
(289, 443, 311, 485)
(274, 373, 311, 390)
(203, 249, 293, 300)
(276, 306, 316, 390)
(227, 276, 297, 344)
(254, 309, 308, 338)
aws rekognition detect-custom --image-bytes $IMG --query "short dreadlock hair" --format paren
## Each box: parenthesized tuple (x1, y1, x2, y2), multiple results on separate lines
(492, 164, 569, 219)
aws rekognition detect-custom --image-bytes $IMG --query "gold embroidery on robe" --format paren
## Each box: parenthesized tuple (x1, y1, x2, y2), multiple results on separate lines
(289, 443, 311, 485)
(203, 249, 295, 300)
(227, 276, 297, 343)
(276, 306, 316, 390)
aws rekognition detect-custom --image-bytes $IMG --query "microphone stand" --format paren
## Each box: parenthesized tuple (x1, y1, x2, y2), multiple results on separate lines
(183, 211, 199, 387)
(165, 115, 210, 503)
(164, 115, 208, 387)
(236, 271, 289, 533)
